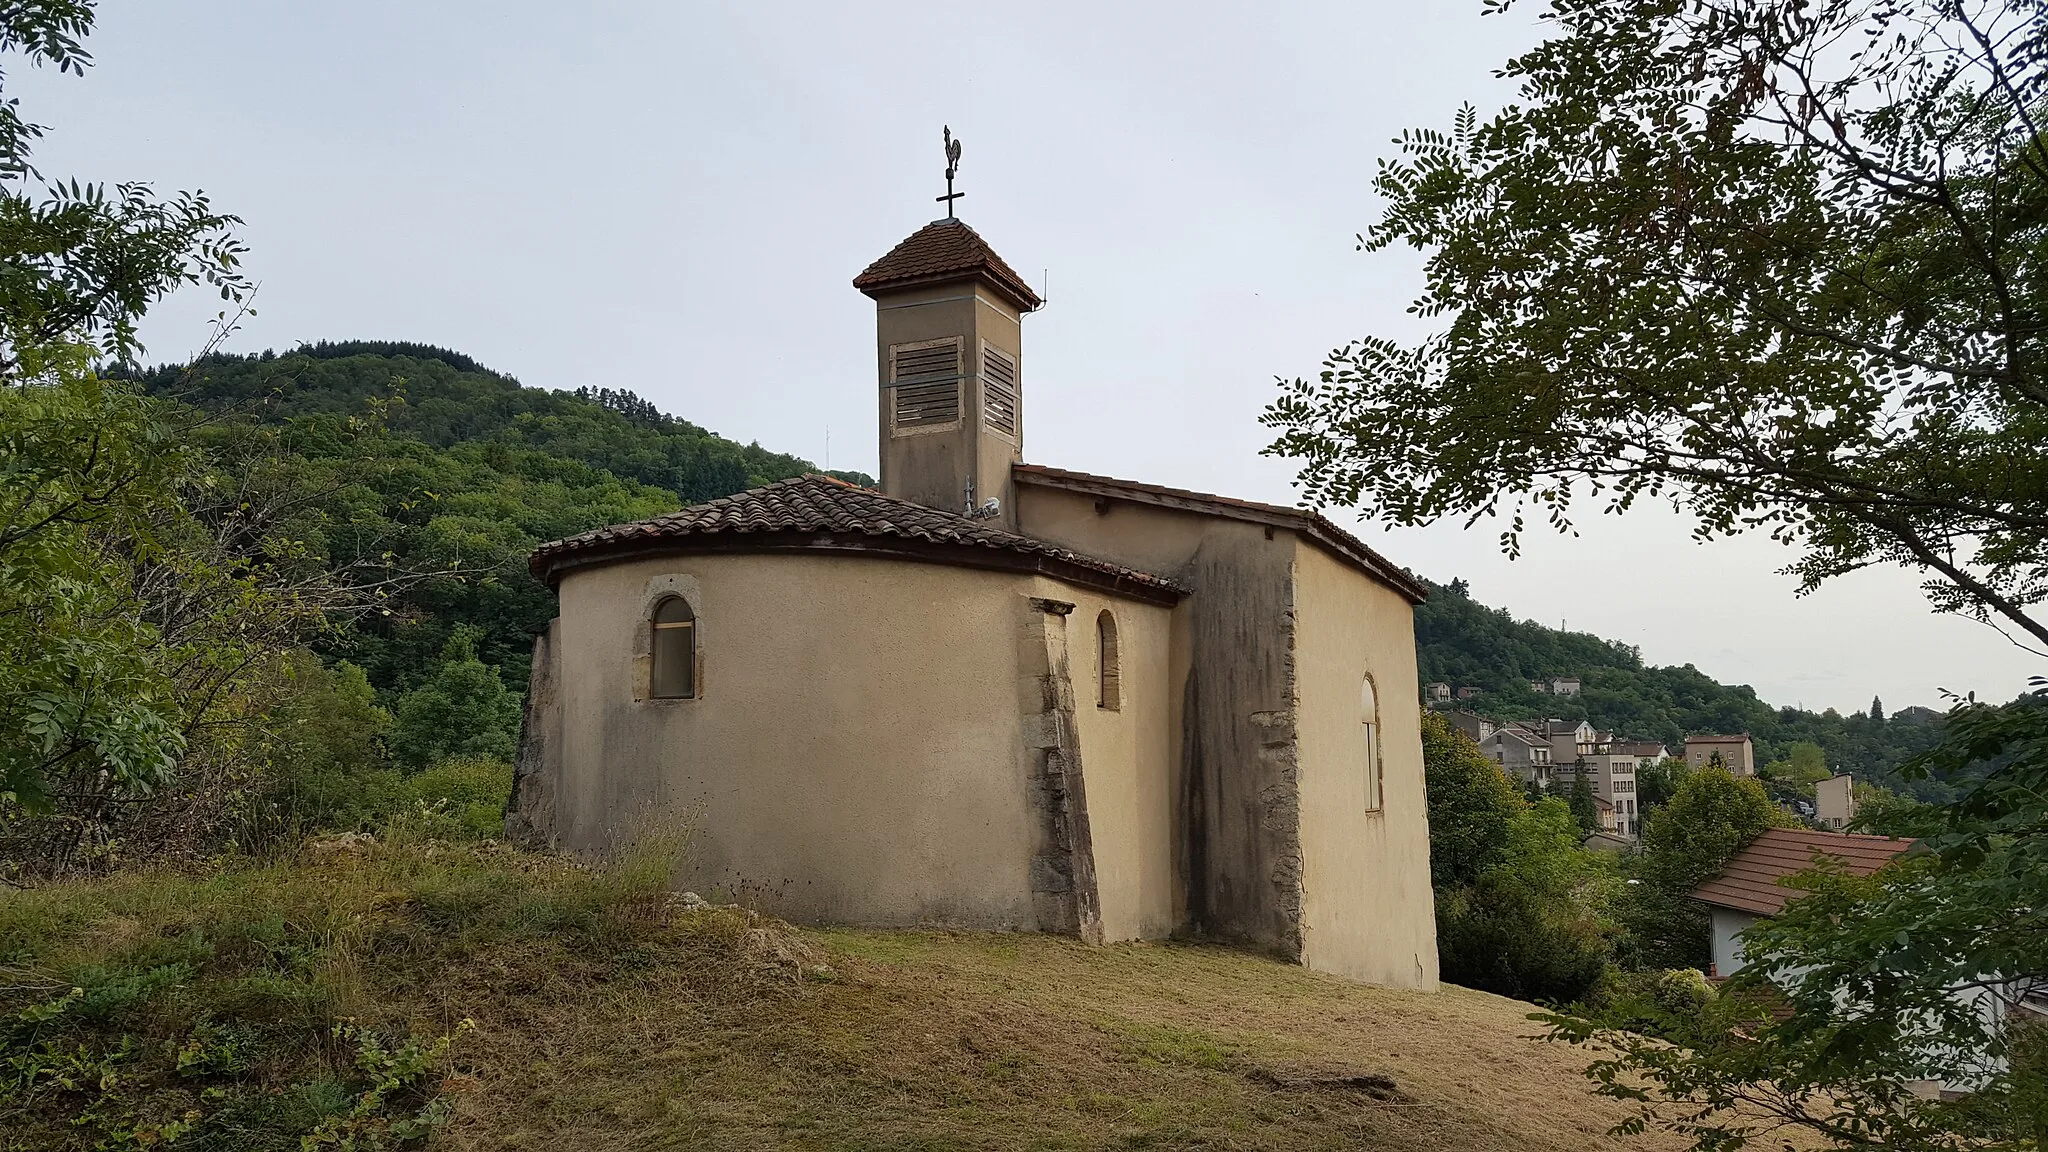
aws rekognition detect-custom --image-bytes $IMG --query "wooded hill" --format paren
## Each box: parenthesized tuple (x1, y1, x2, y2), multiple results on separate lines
(119, 343, 1943, 795)
(1415, 580, 1949, 798)
(116, 342, 870, 701)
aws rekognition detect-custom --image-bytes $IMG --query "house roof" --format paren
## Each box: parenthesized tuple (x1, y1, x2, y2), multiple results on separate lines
(1692, 828, 1915, 917)
(529, 474, 1184, 605)
(1686, 733, 1753, 744)
(1010, 463, 1430, 604)
(852, 217, 1043, 311)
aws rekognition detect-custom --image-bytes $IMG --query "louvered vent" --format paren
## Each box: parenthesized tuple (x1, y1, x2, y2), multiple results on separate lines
(982, 346, 1018, 436)
(891, 341, 960, 429)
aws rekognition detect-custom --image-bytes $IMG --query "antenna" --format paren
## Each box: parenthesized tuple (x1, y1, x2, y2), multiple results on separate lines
(937, 126, 964, 217)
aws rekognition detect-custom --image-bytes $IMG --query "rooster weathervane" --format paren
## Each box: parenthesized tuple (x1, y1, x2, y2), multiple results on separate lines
(937, 126, 964, 217)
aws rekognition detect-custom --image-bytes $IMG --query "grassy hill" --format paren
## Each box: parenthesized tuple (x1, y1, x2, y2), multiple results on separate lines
(0, 838, 1671, 1151)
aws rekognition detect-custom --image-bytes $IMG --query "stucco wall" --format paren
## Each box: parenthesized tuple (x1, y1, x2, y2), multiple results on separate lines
(1290, 542, 1440, 990)
(1055, 585, 1176, 942)
(873, 281, 1024, 526)
(536, 548, 1173, 939)
(550, 552, 1052, 929)
(1709, 907, 1761, 977)
(1017, 485, 1310, 957)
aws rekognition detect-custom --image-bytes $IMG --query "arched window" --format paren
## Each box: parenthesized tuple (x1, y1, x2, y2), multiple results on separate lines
(1096, 610, 1121, 711)
(650, 597, 696, 699)
(1361, 676, 1383, 811)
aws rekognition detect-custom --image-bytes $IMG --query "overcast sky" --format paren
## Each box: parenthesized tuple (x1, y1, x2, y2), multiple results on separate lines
(22, 1, 2043, 714)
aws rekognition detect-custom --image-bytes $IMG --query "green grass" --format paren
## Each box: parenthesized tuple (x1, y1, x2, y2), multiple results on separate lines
(1, 837, 1676, 1151)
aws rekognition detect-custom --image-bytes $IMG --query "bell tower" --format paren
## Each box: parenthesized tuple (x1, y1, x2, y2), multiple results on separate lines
(854, 199, 1040, 527)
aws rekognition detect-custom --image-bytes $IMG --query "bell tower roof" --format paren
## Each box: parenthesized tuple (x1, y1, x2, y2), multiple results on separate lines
(853, 217, 1042, 312)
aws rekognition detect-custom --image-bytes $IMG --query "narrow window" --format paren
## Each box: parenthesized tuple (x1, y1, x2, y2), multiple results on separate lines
(1361, 676, 1383, 811)
(1096, 610, 1120, 711)
(651, 596, 696, 699)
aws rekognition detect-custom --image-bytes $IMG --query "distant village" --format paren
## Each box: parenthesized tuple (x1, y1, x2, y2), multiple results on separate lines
(1425, 678, 1859, 844)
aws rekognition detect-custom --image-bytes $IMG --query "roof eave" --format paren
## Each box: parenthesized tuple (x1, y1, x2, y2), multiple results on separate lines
(531, 529, 1185, 607)
(853, 267, 1042, 312)
(1011, 465, 1428, 604)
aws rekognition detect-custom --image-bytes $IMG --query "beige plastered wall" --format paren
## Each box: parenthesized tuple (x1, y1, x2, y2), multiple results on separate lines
(1017, 484, 1316, 956)
(546, 549, 1173, 938)
(1059, 586, 1176, 942)
(1290, 540, 1440, 990)
(872, 281, 1024, 527)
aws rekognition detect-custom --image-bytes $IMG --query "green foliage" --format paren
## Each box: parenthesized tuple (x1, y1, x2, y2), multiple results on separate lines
(1759, 741, 1833, 804)
(1557, 691, 2048, 1150)
(0, 1, 247, 378)
(1565, 771, 1600, 833)
(0, 358, 193, 810)
(1263, 0, 2048, 654)
(1641, 767, 1786, 896)
(1418, 712, 1522, 888)
(110, 342, 864, 706)
(302, 1018, 473, 1150)
(1423, 712, 1614, 1002)
(251, 652, 398, 840)
(399, 758, 513, 841)
(1410, 581, 1950, 795)
(388, 630, 521, 771)
(1635, 757, 1690, 810)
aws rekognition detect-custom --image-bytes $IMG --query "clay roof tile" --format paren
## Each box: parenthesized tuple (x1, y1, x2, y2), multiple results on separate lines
(1691, 827, 1915, 917)
(853, 218, 1042, 311)
(529, 474, 1183, 604)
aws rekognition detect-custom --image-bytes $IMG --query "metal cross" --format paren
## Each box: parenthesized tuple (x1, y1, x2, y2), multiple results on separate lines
(937, 125, 964, 217)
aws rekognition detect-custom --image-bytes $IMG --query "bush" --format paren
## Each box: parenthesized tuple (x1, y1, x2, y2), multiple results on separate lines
(1592, 967, 1718, 1038)
(1436, 871, 1610, 1004)
(400, 758, 515, 840)
(388, 630, 523, 771)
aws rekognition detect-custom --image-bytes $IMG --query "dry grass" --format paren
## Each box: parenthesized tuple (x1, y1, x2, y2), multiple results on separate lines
(433, 929, 1672, 1150)
(1, 841, 1676, 1151)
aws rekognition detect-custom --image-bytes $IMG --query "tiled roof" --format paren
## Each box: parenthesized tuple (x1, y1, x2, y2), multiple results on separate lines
(1010, 464, 1429, 604)
(853, 218, 1042, 311)
(529, 474, 1182, 604)
(1692, 828, 1915, 917)
(1687, 733, 1753, 743)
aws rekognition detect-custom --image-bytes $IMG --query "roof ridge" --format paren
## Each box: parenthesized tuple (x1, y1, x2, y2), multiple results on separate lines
(529, 474, 1183, 602)
(1010, 462, 1429, 604)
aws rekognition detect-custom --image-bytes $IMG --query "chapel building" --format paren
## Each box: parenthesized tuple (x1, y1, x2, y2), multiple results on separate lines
(508, 215, 1439, 989)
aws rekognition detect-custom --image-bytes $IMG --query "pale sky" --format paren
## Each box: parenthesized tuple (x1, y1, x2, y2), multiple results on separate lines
(24, 1, 2043, 713)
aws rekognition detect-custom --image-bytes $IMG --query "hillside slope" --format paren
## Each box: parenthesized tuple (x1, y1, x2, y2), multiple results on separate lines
(1416, 580, 1948, 795)
(0, 842, 1672, 1151)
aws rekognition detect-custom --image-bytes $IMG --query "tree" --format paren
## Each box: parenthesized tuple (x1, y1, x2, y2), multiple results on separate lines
(1421, 711, 1524, 887)
(388, 629, 522, 770)
(1635, 756, 1691, 811)
(1554, 690, 2048, 1149)
(1436, 795, 1613, 1003)
(1641, 767, 1786, 897)
(1566, 769, 1601, 833)
(1262, 0, 2048, 654)
(1871, 696, 1886, 724)
(0, 356, 194, 812)
(0, 2, 246, 378)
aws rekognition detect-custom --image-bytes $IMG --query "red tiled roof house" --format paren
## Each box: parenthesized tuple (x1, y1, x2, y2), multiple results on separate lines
(1693, 827, 1915, 978)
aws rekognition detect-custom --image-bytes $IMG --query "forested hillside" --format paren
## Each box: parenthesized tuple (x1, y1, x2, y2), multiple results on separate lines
(113, 343, 1943, 794)
(114, 343, 870, 700)
(1415, 579, 1949, 796)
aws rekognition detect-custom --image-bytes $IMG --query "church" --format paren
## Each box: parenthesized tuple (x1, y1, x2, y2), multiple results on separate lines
(507, 208, 1440, 990)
